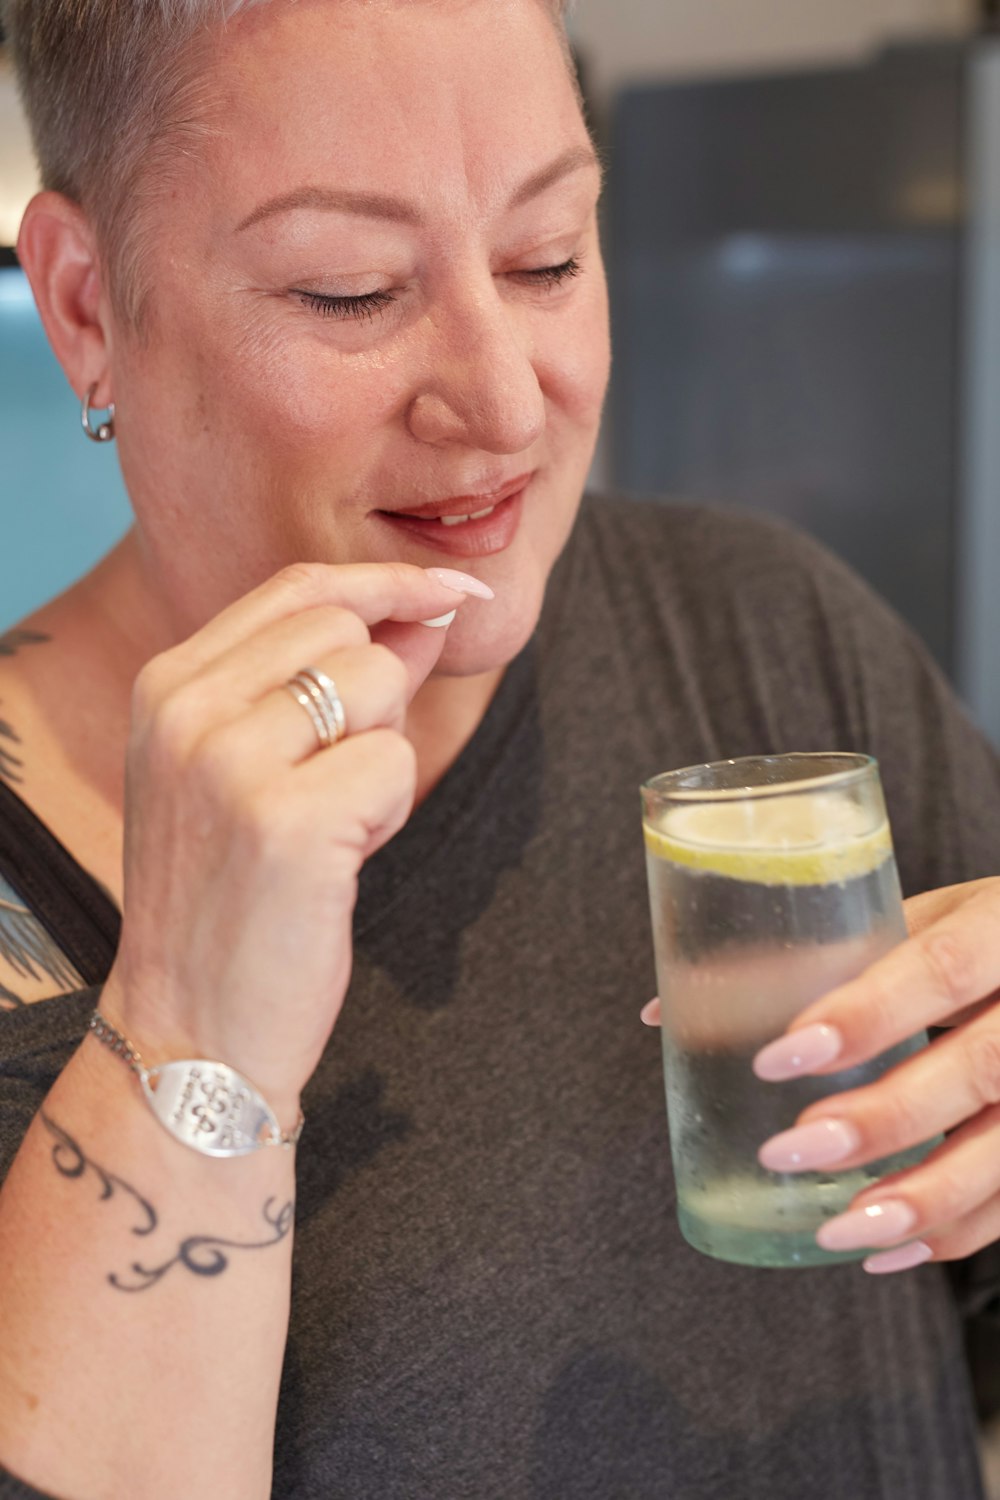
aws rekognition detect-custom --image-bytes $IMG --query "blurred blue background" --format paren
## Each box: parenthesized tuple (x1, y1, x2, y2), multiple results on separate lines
(0, 266, 130, 630)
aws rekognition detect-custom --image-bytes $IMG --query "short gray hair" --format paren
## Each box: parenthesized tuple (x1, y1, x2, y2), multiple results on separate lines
(2, 0, 572, 327)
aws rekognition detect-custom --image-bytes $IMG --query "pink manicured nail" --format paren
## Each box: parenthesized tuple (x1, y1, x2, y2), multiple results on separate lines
(863, 1241, 933, 1274)
(758, 1117, 860, 1172)
(425, 567, 495, 600)
(753, 1023, 843, 1081)
(816, 1199, 917, 1252)
(640, 998, 661, 1026)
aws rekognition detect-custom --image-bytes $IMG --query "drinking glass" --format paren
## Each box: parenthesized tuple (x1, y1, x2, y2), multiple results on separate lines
(641, 752, 936, 1269)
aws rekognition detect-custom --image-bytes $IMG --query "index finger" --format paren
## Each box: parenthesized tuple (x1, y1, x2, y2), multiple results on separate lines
(754, 883, 1000, 1079)
(172, 562, 488, 671)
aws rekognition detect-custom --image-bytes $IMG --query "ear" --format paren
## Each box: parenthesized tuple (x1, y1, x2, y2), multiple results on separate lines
(17, 191, 115, 409)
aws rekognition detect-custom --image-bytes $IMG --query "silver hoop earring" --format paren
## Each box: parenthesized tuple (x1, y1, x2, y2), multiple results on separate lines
(81, 384, 116, 443)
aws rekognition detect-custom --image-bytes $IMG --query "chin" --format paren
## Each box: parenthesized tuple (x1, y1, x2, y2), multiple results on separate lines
(432, 581, 545, 678)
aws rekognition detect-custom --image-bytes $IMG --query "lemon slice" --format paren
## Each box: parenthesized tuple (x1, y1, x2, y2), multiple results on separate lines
(643, 797, 892, 886)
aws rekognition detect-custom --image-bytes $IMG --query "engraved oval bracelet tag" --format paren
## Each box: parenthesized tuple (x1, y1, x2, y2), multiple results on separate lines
(140, 1060, 280, 1157)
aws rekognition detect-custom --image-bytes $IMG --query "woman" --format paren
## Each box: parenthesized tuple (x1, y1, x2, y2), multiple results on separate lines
(1, 1, 999, 1496)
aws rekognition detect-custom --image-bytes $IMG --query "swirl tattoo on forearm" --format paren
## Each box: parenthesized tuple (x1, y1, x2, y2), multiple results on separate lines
(38, 1111, 294, 1293)
(110, 1198, 295, 1292)
(40, 1110, 157, 1236)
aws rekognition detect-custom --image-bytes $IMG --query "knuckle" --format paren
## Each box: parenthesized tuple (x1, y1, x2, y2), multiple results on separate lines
(313, 604, 370, 647)
(921, 1163, 969, 1225)
(962, 1029, 1000, 1109)
(878, 1086, 929, 1149)
(369, 728, 417, 786)
(334, 611, 371, 649)
(273, 561, 331, 603)
(381, 560, 423, 593)
(863, 972, 902, 1042)
(131, 654, 174, 721)
(186, 723, 242, 803)
(144, 686, 205, 767)
(919, 930, 977, 1011)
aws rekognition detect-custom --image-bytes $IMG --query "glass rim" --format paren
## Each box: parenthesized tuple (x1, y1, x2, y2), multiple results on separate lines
(641, 752, 878, 805)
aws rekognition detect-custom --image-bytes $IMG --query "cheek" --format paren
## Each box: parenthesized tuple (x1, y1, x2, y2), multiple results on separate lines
(145, 276, 402, 463)
(543, 283, 610, 429)
(213, 320, 406, 450)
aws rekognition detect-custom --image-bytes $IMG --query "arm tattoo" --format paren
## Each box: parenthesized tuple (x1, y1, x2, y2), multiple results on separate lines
(0, 976, 25, 1010)
(0, 716, 23, 786)
(0, 875, 83, 994)
(39, 1111, 294, 1294)
(0, 631, 49, 659)
(0, 628, 50, 785)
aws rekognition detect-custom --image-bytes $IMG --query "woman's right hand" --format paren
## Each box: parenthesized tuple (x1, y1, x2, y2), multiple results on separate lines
(98, 561, 486, 1123)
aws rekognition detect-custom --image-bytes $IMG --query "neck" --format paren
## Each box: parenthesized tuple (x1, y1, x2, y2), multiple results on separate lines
(406, 664, 505, 805)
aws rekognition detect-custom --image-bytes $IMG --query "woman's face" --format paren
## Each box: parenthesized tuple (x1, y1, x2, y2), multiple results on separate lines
(110, 0, 609, 673)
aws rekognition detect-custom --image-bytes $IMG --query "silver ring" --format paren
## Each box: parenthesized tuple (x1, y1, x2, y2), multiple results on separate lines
(297, 667, 347, 742)
(284, 681, 332, 748)
(283, 667, 347, 751)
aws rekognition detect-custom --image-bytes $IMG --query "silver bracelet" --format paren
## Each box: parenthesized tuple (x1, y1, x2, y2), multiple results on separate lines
(88, 1012, 305, 1158)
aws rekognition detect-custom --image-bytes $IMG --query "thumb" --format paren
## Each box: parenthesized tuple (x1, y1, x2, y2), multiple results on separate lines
(371, 613, 456, 698)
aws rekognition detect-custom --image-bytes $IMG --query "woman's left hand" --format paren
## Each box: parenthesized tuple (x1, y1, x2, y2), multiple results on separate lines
(642, 877, 1000, 1272)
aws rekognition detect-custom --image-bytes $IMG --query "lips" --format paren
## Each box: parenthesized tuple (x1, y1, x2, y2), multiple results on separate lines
(382, 471, 533, 523)
(375, 472, 533, 558)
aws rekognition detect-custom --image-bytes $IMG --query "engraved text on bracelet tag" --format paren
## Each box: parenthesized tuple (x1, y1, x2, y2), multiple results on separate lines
(140, 1060, 281, 1157)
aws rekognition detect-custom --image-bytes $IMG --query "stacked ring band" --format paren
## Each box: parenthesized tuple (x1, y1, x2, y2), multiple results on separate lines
(283, 667, 348, 750)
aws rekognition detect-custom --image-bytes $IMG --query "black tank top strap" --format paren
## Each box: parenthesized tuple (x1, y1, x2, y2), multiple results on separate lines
(0, 780, 120, 987)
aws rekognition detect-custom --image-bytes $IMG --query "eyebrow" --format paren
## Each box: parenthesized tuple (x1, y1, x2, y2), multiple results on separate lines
(234, 144, 601, 233)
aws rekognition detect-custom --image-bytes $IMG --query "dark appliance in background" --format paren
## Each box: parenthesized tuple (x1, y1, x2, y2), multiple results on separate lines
(607, 40, 1000, 745)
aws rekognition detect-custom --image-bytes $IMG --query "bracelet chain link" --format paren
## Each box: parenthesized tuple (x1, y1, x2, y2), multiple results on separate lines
(88, 1011, 305, 1156)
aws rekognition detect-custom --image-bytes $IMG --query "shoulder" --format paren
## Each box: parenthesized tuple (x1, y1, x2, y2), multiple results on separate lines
(576, 490, 854, 577)
(566, 491, 889, 649)
(564, 493, 1000, 893)
(573, 491, 851, 589)
(564, 490, 964, 738)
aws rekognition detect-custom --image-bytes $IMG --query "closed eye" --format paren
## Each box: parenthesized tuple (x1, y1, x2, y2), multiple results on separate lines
(295, 289, 396, 322)
(295, 254, 583, 323)
(516, 256, 582, 288)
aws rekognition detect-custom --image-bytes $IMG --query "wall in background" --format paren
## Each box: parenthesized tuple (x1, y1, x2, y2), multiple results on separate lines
(0, 2, 981, 243)
(0, 0, 981, 243)
(571, 0, 976, 108)
(0, 55, 34, 245)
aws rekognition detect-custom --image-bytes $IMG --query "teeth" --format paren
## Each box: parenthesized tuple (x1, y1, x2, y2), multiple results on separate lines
(438, 505, 495, 527)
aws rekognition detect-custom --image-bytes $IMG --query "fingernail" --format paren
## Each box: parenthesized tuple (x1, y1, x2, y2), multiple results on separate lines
(863, 1240, 933, 1274)
(424, 567, 495, 600)
(816, 1198, 917, 1252)
(753, 1023, 843, 1081)
(420, 610, 457, 628)
(759, 1117, 860, 1172)
(640, 998, 661, 1026)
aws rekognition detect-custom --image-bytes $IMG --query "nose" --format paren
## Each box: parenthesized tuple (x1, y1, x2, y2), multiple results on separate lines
(406, 283, 546, 455)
